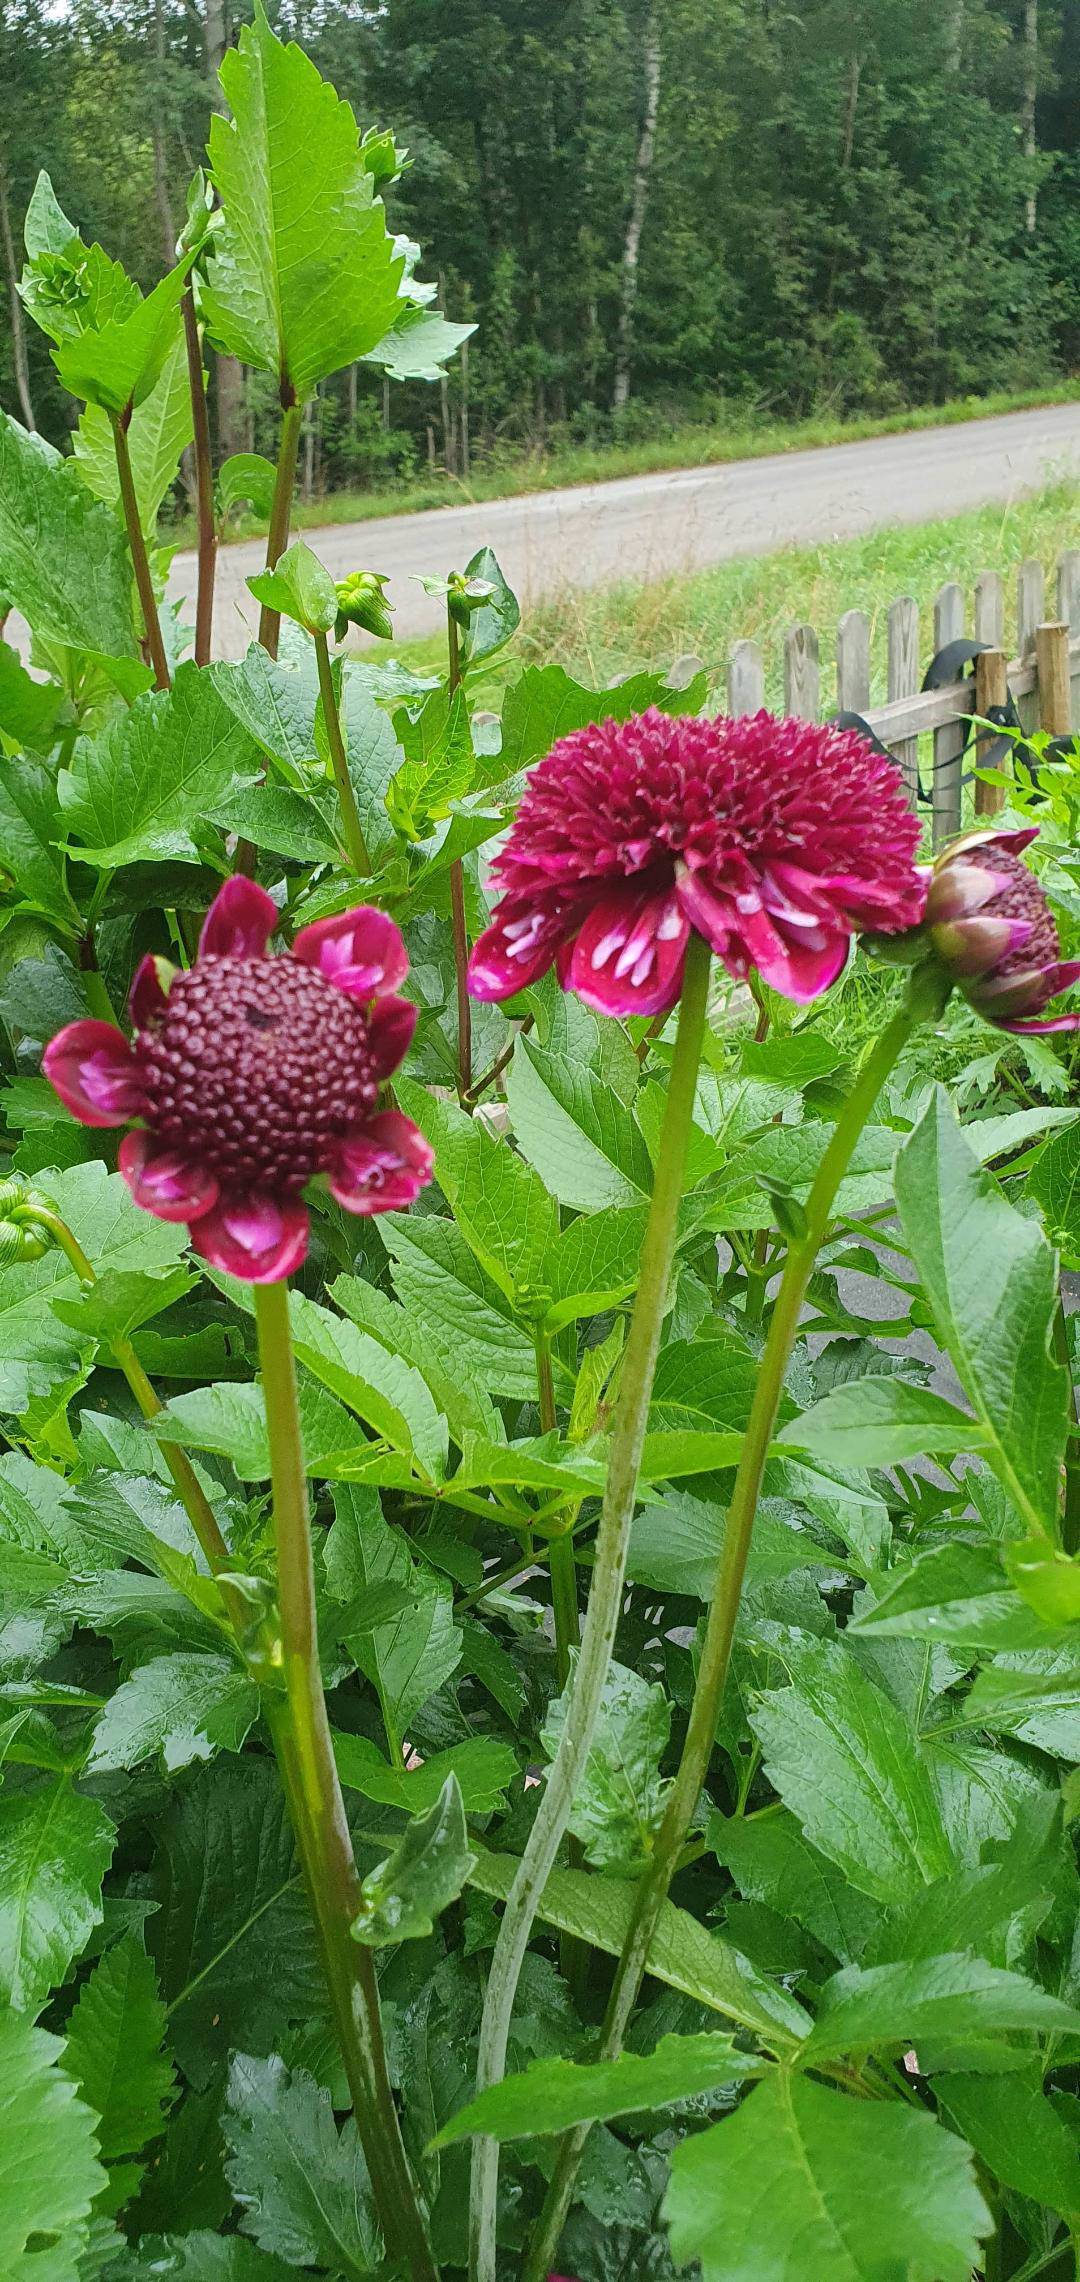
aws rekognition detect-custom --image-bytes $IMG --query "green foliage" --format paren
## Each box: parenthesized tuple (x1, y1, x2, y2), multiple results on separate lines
(3, 19, 1080, 2282)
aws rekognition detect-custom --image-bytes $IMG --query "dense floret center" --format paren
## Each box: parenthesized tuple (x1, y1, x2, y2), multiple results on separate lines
(980, 847, 1060, 979)
(139, 957, 378, 1190)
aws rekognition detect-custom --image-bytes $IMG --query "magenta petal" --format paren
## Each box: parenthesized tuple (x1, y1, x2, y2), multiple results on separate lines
(198, 877, 279, 961)
(468, 899, 574, 1000)
(190, 1192, 309, 1282)
(43, 1021, 144, 1128)
(367, 994, 417, 1079)
(118, 1130, 219, 1224)
(128, 953, 175, 1030)
(292, 907, 409, 1000)
(998, 1012, 1080, 1034)
(568, 887, 689, 1017)
(327, 1111, 434, 1216)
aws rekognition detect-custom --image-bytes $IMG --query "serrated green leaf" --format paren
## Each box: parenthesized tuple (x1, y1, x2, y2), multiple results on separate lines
(153, 1377, 362, 1483)
(954, 1650, 1080, 1756)
(106, 2239, 292, 2282)
(326, 1484, 460, 1747)
(541, 1658, 670, 1872)
(63, 1936, 175, 2157)
(87, 1652, 259, 1775)
(0, 2011, 105, 2281)
(850, 1542, 1051, 1651)
(506, 1037, 651, 1213)
(937, 2070, 1080, 2219)
(148, 1760, 322, 2083)
(333, 1731, 516, 1816)
(203, 6, 403, 395)
(73, 330, 193, 534)
(59, 661, 264, 869)
(363, 303, 474, 382)
(894, 1088, 1067, 1536)
(497, 659, 709, 780)
(352, 1774, 473, 1945)
(0, 414, 138, 666)
(224, 2052, 381, 2278)
(247, 538, 337, 635)
(803, 1953, 1080, 2063)
(712, 1807, 878, 1964)
(377, 1213, 536, 1401)
(0, 1161, 188, 1415)
(750, 1636, 953, 1903)
(0, 754, 80, 930)
(434, 2030, 761, 2147)
(665, 2072, 991, 2282)
(209, 644, 319, 766)
(55, 259, 190, 416)
(0, 1776, 114, 2010)
(778, 1377, 989, 1467)
(387, 683, 475, 841)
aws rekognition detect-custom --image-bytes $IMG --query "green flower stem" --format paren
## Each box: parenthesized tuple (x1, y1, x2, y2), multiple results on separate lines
(446, 610, 472, 1099)
(468, 931, 712, 2282)
(181, 284, 217, 668)
(522, 970, 943, 2282)
(313, 631, 372, 875)
(1052, 1301, 1080, 1554)
(19, 1204, 243, 1624)
(110, 411, 171, 692)
(257, 398, 303, 659)
(253, 1280, 438, 2282)
(533, 1331, 578, 1692)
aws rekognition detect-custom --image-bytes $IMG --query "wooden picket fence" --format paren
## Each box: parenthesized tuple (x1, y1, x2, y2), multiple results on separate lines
(724, 548, 1080, 845)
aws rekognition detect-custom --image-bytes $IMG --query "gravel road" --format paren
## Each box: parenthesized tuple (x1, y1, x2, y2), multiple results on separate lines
(172, 401, 1080, 659)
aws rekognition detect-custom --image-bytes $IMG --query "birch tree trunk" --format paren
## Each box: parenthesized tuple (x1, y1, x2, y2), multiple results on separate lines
(0, 158, 35, 431)
(1023, 0, 1038, 237)
(203, 0, 246, 456)
(152, 0, 176, 265)
(612, 0, 661, 414)
(944, 0, 964, 71)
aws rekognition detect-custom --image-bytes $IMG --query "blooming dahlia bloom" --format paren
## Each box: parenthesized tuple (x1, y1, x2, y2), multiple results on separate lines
(925, 827, 1080, 1033)
(468, 709, 925, 1016)
(43, 879, 432, 1281)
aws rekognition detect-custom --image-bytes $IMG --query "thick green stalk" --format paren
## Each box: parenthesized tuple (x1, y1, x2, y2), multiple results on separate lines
(257, 399, 303, 658)
(313, 631, 372, 874)
(181, 285, 217, 668)
(253, 1281, 438, 2282)
(110, 411, 170, 691)
(534, 1331, 578, 1692)
(468, 933, 712, 2282)
(522, 971, 942, 2282)
(446, 610, 472, 1099)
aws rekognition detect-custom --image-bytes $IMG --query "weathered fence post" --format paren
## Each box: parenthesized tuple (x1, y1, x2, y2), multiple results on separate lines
(727, 639, 764, 717)
(974, 569, 1005, 648)
(1056, 550, 1080, 722)
(974, 647, 1008, 817)
(887, 597, 920, 810)
(1035, 621, 1072, 737)
(932, 582, 965, 846)
(783, 624, 820, 720)
(836, 609, 870, 715)
(1016, 560, 1045, 733)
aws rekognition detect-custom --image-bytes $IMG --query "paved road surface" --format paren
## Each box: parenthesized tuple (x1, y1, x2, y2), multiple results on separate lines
(172, 402, 1080, 659)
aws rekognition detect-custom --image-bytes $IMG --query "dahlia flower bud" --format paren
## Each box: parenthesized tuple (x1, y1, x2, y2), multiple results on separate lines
(925, 827, 1080, 1033)
(334, 570, 394, 644)
(43, 879, 433, 1283)
(468, 708, 925, 1018)
(0, 1177, 51, 1266)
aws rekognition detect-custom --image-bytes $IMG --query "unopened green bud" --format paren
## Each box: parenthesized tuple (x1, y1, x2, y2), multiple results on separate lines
(446, 571, 496, 628)
(334, 570, 395, 644)
(0, 1177, 52, 1266)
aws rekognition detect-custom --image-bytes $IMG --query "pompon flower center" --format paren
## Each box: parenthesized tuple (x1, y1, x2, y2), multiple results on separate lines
(975, 847, 1060, 979)
(139, 956, 380, 1192)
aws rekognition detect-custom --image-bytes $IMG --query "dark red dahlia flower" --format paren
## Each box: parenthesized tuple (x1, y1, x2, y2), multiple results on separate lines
(467, 709, 925, 1016)
(44, 879, 432, 1282)
(925, 826, 1080, 1033)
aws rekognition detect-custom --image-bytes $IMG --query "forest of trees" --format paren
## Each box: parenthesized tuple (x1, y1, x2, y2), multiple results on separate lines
(1, 0, 1077, 498)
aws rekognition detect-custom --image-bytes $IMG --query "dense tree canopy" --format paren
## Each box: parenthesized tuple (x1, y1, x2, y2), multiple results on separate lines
(1, 0, 1076, 488)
